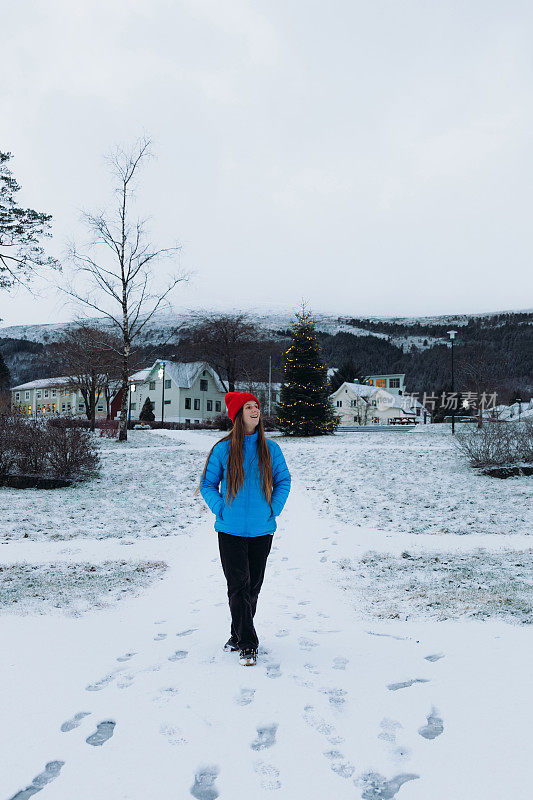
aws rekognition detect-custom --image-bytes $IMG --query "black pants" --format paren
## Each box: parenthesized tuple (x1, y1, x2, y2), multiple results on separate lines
(218, 531, 273, 650)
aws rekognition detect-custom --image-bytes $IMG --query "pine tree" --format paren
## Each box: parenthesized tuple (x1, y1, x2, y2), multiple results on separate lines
(139, 397, 155, 421)
(276, 303, 339, 436)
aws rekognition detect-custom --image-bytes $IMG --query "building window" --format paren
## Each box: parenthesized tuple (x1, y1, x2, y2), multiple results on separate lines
(194, 398, 200, 410)
(149, 381, 156, 390)
(130, 402, 136, 410)
(203, 370, 207, 376)
(185, 418, 190, 424)
(194, 419, 200, 424)
(67, 403, 71, 410)
(336, 400, 342, 407)
(51, 389, 56, 397)
(200, 379, 208, 391)
(62, 404, 66, 412)
(25, 391, 30, 400)
(215, 401, 221, 412)
(376, 379, 386, 388)
(164, 399, 171, 405)
(164, 379, 171, 389)
(185, 397, 191, 409)
(97, 405, 103, 412)
(207, 400, 212, 411)
(389, 378, 400, 388)
(372, 416, 379, 423)
(36, 390, 42, 399)
(15, 392, 20, 401)
(44, 389, 49, 398)
(78, 403, 84, 411)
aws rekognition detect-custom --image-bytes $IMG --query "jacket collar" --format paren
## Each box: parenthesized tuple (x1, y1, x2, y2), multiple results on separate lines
(243, 430, 258, 445)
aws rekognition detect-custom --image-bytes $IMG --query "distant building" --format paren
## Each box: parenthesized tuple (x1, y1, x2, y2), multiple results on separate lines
(362, 373, 405, 395)
(329, 381, 428, 427)
(127, 360, 226, 424)
(10, 376, 116, 419)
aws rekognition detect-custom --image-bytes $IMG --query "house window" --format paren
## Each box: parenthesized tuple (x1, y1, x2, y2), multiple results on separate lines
(44, 389, 49, 398)
(78, 403, 84, 411)
(389, 378, 400, 388)
(207, 400, 212, 411)
(15, 392, 20, 401)
(130, 403, 137, 410)
(52, 404, 56, 412)
(36, 390, 42, 399)
(376, 379, 386, 388)
(25, 391, 30, 400)
(372, 416, 379, 423)
(200, 379, 208, 391)
(215, 401, 221, 412)
(51, 389, 56, 397)
(97, 405, 103, 411)
(185, 418, 190, 424)
(194, 419, 200, 424)
(194, 399, 200, 410)
(67, 404, 71, 410)
(62, 404, 66, 412)
(336, 400, 342, 407)
(185, 397, 191, 409)
(149, 381, 156, 390)
(164, 399, 171, 405)
(164, 379, 171, 389)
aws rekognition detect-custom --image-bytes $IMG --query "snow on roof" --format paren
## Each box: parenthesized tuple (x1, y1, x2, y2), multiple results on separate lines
(11, 376, 72, 391)
(131, 361, 227, 393)
(329, 381, 373, 398)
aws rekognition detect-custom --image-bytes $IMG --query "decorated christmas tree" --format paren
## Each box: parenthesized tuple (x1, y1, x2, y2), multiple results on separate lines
(276, 303, 339, 436)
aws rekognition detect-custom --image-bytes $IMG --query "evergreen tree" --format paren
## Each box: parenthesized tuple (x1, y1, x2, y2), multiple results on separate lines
(0, 152, 58, 291)
(276, 304, 339, 436)
(0, 352, 10, 390)
(139, 397, 155, 421)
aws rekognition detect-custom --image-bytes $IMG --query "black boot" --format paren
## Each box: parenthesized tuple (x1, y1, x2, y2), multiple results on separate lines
(223, 635, 239, 652)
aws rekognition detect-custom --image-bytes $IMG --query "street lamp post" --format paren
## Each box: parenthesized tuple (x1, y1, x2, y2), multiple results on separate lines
(158, 362, 166, 424)
(447, 330, 457, 435)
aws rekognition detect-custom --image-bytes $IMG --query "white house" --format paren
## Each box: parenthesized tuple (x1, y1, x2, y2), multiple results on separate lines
(11, 376, 111, 419)
(128, 360, 227, 423)
(329, 381, 429, 427)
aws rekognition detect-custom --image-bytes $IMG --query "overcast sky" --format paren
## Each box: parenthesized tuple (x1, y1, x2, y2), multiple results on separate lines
(2, 0, 533, 328)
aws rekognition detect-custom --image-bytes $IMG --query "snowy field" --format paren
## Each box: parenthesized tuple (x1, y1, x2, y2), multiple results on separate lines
(0, 426, 531, 800)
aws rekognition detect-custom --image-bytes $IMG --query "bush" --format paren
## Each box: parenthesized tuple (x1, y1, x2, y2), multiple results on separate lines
(0, 417, 100, 481)
(454, 419, 533, 468)
(46, 424, 100, 478)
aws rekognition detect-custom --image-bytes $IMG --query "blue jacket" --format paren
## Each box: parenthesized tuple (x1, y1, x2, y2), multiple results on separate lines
(200, 431, 291, 537)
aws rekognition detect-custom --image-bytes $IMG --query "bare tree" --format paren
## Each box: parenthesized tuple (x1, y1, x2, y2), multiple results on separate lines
(62, 136, 189, 440)
(456, 339, 499, 428)
(51, 325, 122, 431)
(178, 311, 277, 391)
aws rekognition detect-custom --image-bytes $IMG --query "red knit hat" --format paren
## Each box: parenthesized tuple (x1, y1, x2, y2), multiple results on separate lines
(225, 392, 261, 423)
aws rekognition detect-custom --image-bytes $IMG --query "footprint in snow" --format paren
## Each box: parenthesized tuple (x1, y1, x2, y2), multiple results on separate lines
(85, 669, 122, 692)
(168, 650, 188, 661)
(299, 637, 318, 651)
(304, 663, 319, 675)
(292, 613, 305, 620)
(332, 656, 348, 670)
(275, 629, 289, 638)
(254, 760, 281, 790)
(424, 652, 445, 662)
(235, 687, 255, 706)
(61, 711, 91, 732)
(320, 556, 327, 562)
(251, 723, 278, 750)
(298, 600, 311, 605)
(154, 633, 167, 641)
(378, 718, 402, 743)
(154, 687, 180, 705)
(86, 720, 116, 746)
(266, 662, 281, 679)
(302, 705, 334, 737)
(116, 651, 137, 662)
(320, 687, 347, 708)
(190, 765, 220, 800)
(323, 749, 355, 779)
(281, 556, 288, 561)
(387, 678, 429, 691)
(177, 628, 198, 637)
(116, 672, 135, 689)
(154, 619, 167, 624)
(160, 723, 187, 746)
(356, 770, 419, 799)
(7, 760, 65, 800)
(418, 707, 444, 739)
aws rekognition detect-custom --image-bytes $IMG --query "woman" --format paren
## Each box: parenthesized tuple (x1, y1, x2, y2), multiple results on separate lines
(196, 392, 291, 666)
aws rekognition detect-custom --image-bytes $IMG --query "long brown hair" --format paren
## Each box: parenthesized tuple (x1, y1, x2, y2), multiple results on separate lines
(195, 408, 273, 505)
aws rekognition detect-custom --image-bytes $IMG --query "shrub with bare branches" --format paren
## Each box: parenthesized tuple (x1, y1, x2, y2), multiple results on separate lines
(454, 419, 533, 468)
(46, 424, 100, 478)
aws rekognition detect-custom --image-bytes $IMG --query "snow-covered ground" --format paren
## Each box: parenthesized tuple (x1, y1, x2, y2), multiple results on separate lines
(0, 427, 531, 799)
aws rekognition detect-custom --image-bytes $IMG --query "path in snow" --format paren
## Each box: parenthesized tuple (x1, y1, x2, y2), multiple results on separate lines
(1, 430, 530, 799)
